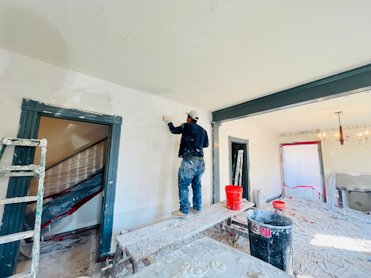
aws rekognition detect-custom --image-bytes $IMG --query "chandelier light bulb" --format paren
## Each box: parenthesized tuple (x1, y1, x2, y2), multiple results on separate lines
(317, 112, 369, 145)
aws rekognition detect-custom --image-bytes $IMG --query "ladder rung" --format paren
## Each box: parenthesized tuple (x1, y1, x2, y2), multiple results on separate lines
(0, 165, 39, 171)
(0, 137, 47, 147)
(0, 196, 38, 205)
(0, 172, 37, 177)
(0, 230, 34, 244)
(0, 165, 40, 177)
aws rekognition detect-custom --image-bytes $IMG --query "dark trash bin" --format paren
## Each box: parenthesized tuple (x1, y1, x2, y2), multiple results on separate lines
(246, 209, 293, 273)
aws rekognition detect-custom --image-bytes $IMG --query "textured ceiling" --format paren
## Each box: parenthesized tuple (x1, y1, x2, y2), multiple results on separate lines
(1, 0, 371, 111)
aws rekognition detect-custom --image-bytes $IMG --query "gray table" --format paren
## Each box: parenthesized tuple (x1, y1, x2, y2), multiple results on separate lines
(335, 174, 371, 211)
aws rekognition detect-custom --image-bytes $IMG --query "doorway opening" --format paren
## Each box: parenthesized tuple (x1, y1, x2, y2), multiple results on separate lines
(17, 116, 109, 272)
(229, 137, 250, 200)
(280, 141, 325, 202)
(0, 99, 121, 277)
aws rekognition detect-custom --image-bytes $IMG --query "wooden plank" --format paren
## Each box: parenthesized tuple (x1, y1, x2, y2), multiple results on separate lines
(0, 231, 34, 244)
(131, 237, 292, 278)
(123, 200, 253, 262)
(0, 196, 38, 205)
(117, 201, 231, 249)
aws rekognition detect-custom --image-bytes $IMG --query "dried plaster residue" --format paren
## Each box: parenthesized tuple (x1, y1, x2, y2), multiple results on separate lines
(283, 197, 371, 277)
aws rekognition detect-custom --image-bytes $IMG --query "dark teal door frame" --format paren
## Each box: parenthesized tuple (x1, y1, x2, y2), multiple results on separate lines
(211, 63, 371, 203)
(0, 99, 122, 276)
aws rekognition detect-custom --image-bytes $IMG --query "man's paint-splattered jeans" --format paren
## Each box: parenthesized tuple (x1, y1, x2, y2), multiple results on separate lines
(178, 158, 205, 214)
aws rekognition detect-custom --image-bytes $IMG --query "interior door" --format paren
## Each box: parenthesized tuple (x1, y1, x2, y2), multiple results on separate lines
(281, 142, 325, 202)
(230, 140, 249, 200)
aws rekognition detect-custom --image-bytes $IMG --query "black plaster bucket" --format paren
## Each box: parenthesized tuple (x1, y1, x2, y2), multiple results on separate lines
(246, 209, 293, 273)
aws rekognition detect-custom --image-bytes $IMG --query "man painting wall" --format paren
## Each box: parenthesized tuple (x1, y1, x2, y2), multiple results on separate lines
(164, 111, 209, 218)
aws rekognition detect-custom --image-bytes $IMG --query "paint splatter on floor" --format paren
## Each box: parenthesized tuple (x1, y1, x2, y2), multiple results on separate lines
(16, 234, 99, 278)
(283, 197, 371, 278)
(15, 198, 371, 278)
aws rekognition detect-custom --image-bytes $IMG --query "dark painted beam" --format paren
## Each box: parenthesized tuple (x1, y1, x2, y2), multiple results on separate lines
(212, 64, 371, 122)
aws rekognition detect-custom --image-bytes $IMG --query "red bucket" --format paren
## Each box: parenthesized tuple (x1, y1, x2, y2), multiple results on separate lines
(225, 185, 243, 210)
(272, 200, 286, 211)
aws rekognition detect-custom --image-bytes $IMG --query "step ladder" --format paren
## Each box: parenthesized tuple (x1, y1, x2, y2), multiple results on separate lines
(234, 149, 244, 186)
(0, 137, 47, 278)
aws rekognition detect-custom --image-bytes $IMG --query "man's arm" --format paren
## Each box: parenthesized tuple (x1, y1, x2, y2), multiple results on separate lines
(168, 123, 184, 134)
(163, 115, 184, 134)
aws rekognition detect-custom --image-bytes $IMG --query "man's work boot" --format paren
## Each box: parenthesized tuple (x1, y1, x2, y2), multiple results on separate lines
(171, 210, 190, 219)
(191, 208, 201, 215)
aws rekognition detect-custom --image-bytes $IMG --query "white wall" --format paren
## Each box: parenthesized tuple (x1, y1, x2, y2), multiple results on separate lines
(0, 48, 213, 250)
(279, 133, 371, 176)
(219, 120, 282, 202)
